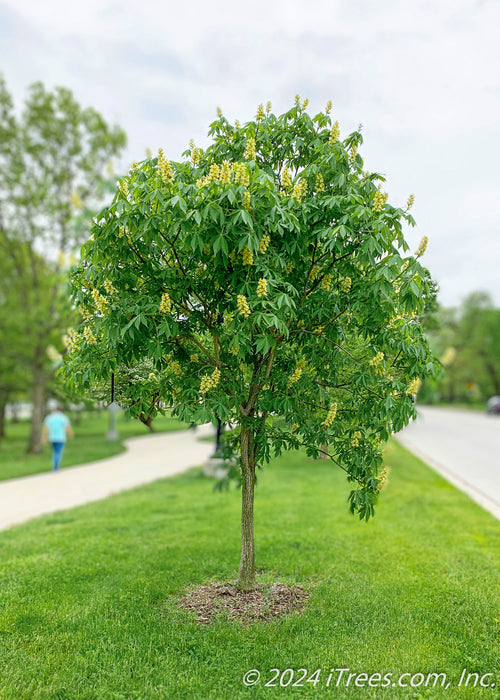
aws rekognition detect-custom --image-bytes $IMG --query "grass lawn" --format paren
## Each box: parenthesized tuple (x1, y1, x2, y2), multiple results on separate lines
(0, 440, 499, 699)
(0, 411, 187, 482)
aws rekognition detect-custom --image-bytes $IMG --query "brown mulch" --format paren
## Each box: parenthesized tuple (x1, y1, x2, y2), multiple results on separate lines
(177, 582, 309, 625)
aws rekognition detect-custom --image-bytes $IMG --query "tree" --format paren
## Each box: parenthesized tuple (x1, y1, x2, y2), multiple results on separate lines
(423, 292, 500, 403)
(64, 98, 437, 589)
(0, 75, 126, 452)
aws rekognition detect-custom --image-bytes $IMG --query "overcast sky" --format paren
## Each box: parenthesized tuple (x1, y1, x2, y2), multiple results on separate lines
(1, 0, 499, 307)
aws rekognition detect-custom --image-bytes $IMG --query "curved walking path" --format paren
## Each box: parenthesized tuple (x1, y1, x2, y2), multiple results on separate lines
(0, 425, 215, 532)
(396, 406, 500, 521)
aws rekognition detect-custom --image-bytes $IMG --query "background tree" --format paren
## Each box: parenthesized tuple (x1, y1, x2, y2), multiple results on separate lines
(0, 75, 126, 452)
(0, 253, 31, 441)
(422, 292, 500, 403)
(64, 98, 437, 589)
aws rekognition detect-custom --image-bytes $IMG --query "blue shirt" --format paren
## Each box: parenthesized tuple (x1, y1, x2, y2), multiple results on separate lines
(44, 412, 70, 443)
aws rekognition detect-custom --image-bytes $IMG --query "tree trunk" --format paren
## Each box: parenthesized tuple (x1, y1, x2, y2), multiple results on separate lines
(139, 412, 155, 432)
(0, 390, 7, 439)
(237, 424, 256, 590)
(10, 402, 19, 423)
(27, 365, 45, 454)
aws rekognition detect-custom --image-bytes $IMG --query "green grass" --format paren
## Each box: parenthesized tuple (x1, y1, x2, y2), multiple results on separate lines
(0, 441, 498, 698)
(0, 411, 187, 481)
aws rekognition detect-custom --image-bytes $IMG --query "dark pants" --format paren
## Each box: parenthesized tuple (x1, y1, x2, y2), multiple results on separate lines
(51, 442, 65, 470)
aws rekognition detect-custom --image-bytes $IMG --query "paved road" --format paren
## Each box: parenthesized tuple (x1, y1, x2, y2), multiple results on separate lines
(0, 425, 215, 532)
(396, 406, 500, 520)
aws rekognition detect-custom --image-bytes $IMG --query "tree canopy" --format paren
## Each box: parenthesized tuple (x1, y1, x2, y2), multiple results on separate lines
(64, 98, 437, 588)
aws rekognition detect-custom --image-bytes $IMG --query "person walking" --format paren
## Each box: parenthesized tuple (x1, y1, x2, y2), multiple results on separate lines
(42, 405, 74, 471)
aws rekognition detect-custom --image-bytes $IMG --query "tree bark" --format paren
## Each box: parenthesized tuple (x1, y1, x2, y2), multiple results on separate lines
(139, 412, 155, 432)
(27, 364, 45, 454)
(237, 423, 256, 590)
(0, 390, 7, 439)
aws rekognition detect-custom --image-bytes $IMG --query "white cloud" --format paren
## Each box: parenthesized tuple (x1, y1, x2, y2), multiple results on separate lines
(1, 0, 499, 306)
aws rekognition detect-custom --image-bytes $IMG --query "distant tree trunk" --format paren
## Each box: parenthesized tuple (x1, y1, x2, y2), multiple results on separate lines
(0, 389, 7, 439)
(484, 362, 500, 395)
(320, 441, 329, 459)
(237, 423, 256, 591)
(10, 402, 19, 423)
(27, 364, 45, 454)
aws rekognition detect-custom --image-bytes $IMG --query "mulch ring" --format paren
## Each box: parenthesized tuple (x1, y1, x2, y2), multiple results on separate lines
(178, 582, 309, 625)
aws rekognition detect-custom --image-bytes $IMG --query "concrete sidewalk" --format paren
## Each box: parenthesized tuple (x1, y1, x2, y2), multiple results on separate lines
(0, 425, 215, 532)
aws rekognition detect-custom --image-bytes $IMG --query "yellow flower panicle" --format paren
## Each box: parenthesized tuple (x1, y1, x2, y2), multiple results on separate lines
(157, 149, 174, 184)
(237, 294, 251, 318)
(216, 106, 223, 118)
(373, 186, 388, 212)
(351, 430, 362, 447)
(190, 353, 199, 363)
(208, 164, 220, 183)
(243, 190, 251, 210)
(91, 288, 108, 315)
(244, 137, 256, 161)
(294, 94, 301, 105)
(406, 194, 415, 210)
(169, 360, 183, 376)
(292, 178, 308, 202)
(281, 167, 293, 191)
(191, 147, 201, 166)
(118, 225, 125, 238)
(220, 161, 232, 184)
(415, 236, 428, 258)
(329, 121, 340, 143)
(103, 279, 116, 295)
(200, 367, 221, 395)
(349, 145, 358, 164)
(323, 402, 338, 428)
(341, 276, 352, 293)
(242, 246, 254, 265)
(369, 350, 385, 375)
(119, 180, 129, 197)
(229, 346, 239, 355)
(257, 278, 267, 297)
(321, 274, 332, 291)
(369, 351, 385, 367)
(288, 358, 306, 386)
(83, 326, 97, 345)
(259, 234, 271, 254)
(406, 378, 421, 396)
(325, 100, 332, 114)
(148, 372, 157, 382)
(63, 329, 78, 352)
(315, 173, 325, 192)
(376, 467, 390, 492)
(266, 101, 272, 114)
(256, 104, 265, 121)
(310, 264, 320, 281)
(288, 367, 303, 385)
(235, 119, 241, 129)
(234, 163, 250, 187)
(285, 262, 293, 274)
(159, 292, 172, 313)
(302, 98, 309, 110)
